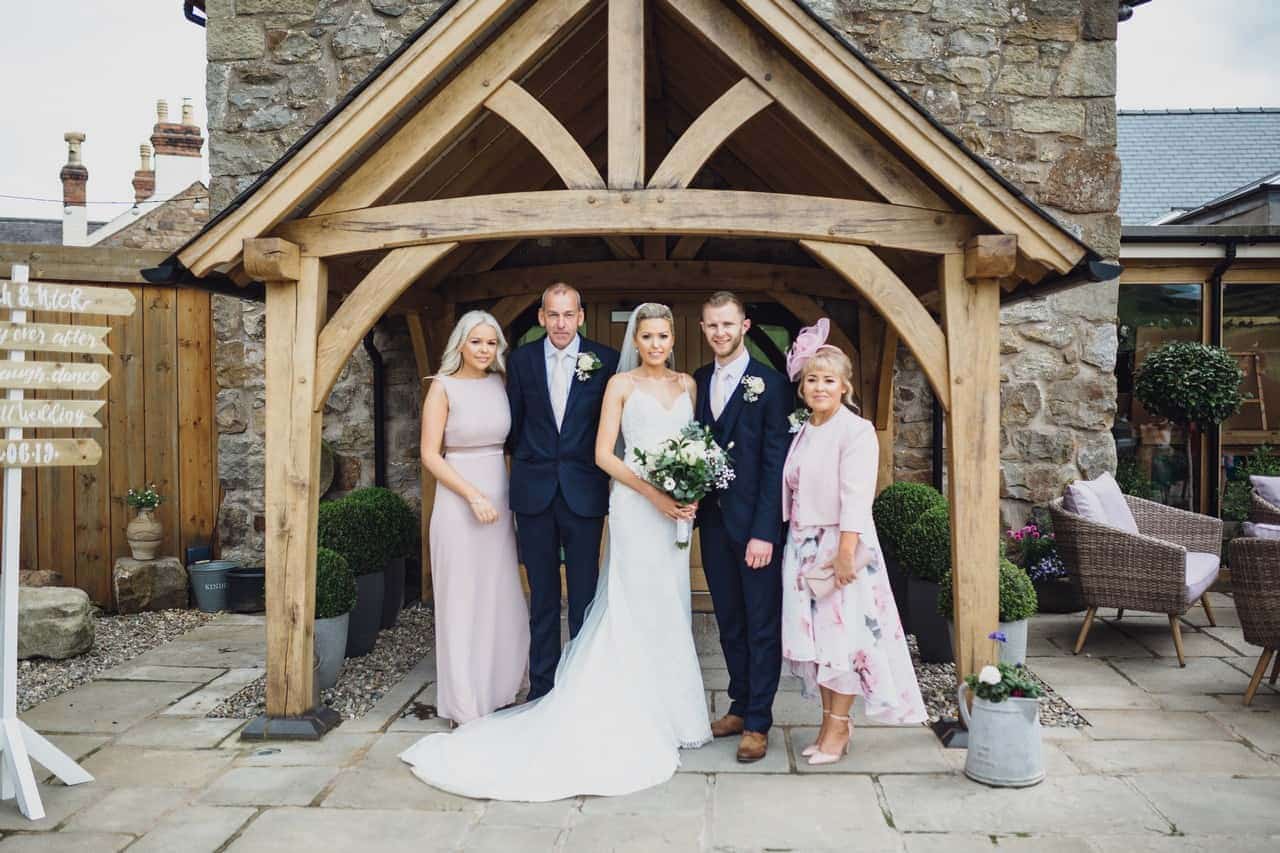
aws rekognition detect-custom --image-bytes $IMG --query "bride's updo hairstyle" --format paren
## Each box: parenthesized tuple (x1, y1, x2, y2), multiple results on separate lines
(798, 347, 859, 412)
(631, 303, 676, 368)
(435, 309, 509, 377)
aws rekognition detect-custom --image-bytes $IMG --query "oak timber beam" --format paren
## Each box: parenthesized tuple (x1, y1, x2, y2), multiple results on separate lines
(274, 189, 981, 258)
(244, 238, 301, 282)
(648, 78, 773, 189)
(405, 311, 435, 604)
(670, 237, 706, 260)
(941, 251, 1001, 682)
(799, 240, 950, 410)
(0, 244, 170, 284)
(314, 243, 458, 412)
(608, 0, 645, 189)
(490, 293, 541, 328)
(733, 0, 1086, 274)
(765, 288, 856, 364)
(661, 0, 950, 211)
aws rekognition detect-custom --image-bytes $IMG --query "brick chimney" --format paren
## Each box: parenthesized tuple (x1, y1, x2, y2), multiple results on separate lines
(59, 132, 88, 245)
(150, 97, 205, 200)
(132, 144, 156, 203)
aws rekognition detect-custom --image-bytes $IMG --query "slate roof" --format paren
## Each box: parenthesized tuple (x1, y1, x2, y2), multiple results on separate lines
(1118, 108, 1280, 225)
(0, 217, 64, 244)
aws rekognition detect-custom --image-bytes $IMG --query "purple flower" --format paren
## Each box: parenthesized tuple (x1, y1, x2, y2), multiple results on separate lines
(988, 630, 1008, 643)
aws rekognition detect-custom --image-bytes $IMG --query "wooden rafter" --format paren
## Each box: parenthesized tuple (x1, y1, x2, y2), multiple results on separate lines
(608, 0, 646, 188)
(274, 189, 980, 258)
(313, 243, 458, 412)
(800, 240, 949, 411)
(661, 0, 950, 212)
(648, 78, 773, 189)
(766, 288, 858, 378)
(490, 293, 541, 328)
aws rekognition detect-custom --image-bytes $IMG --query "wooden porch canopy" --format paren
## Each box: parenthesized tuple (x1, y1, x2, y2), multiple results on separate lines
(159, 0, 1099, 731)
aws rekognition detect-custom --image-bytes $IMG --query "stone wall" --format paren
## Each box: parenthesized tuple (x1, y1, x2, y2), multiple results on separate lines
(205, 0, 1121, 558)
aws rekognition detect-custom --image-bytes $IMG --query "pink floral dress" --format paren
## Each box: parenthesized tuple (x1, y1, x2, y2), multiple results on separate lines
(781, 424, 926, 724)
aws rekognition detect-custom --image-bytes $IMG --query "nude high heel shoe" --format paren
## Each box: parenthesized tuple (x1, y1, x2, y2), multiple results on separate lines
(806, 713, 852, 766)
(801, 711, 830, 757)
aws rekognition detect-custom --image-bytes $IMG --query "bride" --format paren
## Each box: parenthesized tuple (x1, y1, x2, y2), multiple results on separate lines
(400, 303, 712, 801)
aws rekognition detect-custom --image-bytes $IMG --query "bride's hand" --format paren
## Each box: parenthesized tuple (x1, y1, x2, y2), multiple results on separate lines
(649, 490, 685, 520)
(675, 501, 698, 520)
(468, 495, 499, 524)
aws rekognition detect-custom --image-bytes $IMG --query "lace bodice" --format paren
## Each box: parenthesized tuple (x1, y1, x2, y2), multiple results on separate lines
(621, 387, 694, 461)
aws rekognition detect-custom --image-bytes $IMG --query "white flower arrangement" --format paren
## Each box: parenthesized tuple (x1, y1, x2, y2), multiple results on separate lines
(741, 375, 765, 403)
(978, 665, 1002, 686)
(575, 351, 603, 381)
(632, 421, 736, 548)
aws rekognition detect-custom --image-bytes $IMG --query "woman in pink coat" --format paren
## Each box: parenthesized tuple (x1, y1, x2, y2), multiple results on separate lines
(781, 320, 926, 765)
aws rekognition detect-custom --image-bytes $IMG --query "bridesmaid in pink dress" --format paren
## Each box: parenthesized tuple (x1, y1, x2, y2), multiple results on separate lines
(780, 320, 926, 766)
(420, 310, 529, 725)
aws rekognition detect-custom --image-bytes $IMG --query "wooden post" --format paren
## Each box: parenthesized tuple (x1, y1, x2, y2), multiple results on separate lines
(608, 0, 645, 189)
(405, 312, 434, 604)
(941, 239, 1010, 682)
(243, 240, 336, 738)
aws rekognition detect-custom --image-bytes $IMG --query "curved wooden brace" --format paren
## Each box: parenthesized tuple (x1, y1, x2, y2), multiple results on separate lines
(313, 243, 457, 412)
(490, 293, 541, 329)
(799, 239, 950, 411)
(648, 78, 773, 189)
(767, 287, 860, 393)
(486, 81, 605, 190)
(275, 189, 980, 258)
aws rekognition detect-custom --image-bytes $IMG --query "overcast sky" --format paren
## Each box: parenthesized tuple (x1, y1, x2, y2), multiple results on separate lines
(0, 0, 1276, 221)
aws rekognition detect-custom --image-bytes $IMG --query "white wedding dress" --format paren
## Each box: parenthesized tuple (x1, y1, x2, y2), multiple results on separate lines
(400, 387, 712, 801)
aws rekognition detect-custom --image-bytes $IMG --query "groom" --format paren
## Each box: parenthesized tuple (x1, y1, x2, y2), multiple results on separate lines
(508, 283, 619, 701)
(695, 291, 791, 762)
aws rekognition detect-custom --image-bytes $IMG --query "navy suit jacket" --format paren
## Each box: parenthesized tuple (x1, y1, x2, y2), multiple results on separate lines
(507, 336, 620, 518)
(694, 357, 791, 546)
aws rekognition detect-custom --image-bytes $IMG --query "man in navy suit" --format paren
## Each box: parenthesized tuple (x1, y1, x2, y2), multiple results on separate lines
(695, 291, 791, 762)
(507, 283, 619, 701)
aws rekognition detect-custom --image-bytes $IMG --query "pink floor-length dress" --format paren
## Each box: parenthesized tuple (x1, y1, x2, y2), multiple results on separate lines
(430, 372, 529, 724)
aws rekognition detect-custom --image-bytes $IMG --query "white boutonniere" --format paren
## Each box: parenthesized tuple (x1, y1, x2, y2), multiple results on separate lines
(788, 407, 811, 433)
(741, 375, 765, 403)
(575, 352, 603, 381)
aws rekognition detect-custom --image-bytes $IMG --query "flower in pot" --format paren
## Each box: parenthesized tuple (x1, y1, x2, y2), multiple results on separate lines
(897, 503, 953, 663)
(871, 482, 947, 629)
(314, 546, 356, 691)
(124, 484, 165, 560)
(958, 661, 1046, 787)
(939, 559, 1038, 666)
(347, 486, 417, 628)
(319, 496, 394, 657)
(1008, 517, 1080, 614)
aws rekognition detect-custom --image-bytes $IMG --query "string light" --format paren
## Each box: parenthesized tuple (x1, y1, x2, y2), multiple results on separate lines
(0, 191, 209, 206)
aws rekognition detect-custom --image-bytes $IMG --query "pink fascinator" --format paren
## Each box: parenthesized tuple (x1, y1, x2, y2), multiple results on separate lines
(786, 318, 832, 381)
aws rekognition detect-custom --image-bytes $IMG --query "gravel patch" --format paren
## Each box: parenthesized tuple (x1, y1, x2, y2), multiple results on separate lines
(208, 603, 434, 721)
(18, 608, 217, 712)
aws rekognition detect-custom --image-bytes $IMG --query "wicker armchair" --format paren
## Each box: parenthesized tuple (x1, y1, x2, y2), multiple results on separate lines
(1049, 494, 1222, 667)
(1249, 490, 1280, 525)
(1226, 538, 1280, 704)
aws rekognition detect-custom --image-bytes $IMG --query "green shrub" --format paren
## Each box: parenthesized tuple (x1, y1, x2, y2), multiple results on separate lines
(318, 497, 394, 576)
(938, 559, 1039, 622)
(1222, 445, 1280, 522)
(872, 482, 947, 558)
(1115, 458, 1154, 500)
(347, 486, 418, 559)
(315, 546, 357, 619)
(898, 503, 950, 583)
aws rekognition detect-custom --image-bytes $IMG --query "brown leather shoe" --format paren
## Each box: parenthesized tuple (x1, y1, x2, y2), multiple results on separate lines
(736, 731, 767, 763)
(710, 714, 745, 738)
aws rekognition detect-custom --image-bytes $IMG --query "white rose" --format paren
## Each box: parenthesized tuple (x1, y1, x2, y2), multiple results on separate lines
(662, 477, 677, 492)
(679, 444, 702, 464)
(978, 665, 1002, 686)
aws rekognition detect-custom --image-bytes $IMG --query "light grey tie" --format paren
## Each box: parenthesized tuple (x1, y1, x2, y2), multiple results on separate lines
(551, 350, 570, 429)
(711, 368, 733, 419)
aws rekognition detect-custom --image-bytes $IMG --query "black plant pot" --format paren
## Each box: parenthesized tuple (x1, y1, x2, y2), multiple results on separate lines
(346, 570, 385, 657)
(380, 556, 406, 629)
(883, 550, 910, 631)
(1033, 576, 1086, 614)
(907, 575, 953, 664)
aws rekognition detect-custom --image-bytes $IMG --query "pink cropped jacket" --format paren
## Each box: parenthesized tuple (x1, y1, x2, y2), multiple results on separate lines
(780, 406, 879, 535)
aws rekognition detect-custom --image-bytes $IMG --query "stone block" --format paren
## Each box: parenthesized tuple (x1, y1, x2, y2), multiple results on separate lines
(1040, 148, 1121, 213)
(1131, 775, 1280, 835)
(564, 813, 704, 853)
(236, 0, 316, 13)
(321, 767, 482, 811)
(17, 585, 93, 660)
(117, 716, 245, 749)
(80, 746, 236, 788)
(1010, 99, 1086, 136)
(372, 0, 410, 15)
(18, 569, 63, 587)
(113, 556, 188, 614)
(712, 775, 900, 851)
(1083, 710, 1235, 741)
(129, 806, 257, 853)
(63, 786, 192, 834)
(0, 832, 134, 851)
(1000, 382, 1043, 426)
(994, 63, 1056, 96)
(207, 20, 266, 62)
(930, 0, 1013, 26)
(1056, 41, 1116, 96)
(200, 765, 338, 806)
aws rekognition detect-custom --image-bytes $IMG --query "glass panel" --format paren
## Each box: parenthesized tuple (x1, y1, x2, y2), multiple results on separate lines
(1114, 283, 1202, 509)
(1220, 283, 1280, 519)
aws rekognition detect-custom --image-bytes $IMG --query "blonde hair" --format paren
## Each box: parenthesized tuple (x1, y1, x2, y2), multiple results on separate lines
(799, 347, 859, 412)
(630, 302, 676, 368)
(436, 310, 508, 377)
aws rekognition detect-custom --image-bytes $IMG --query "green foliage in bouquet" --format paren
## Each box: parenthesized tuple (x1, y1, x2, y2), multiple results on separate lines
(315, 546, 357, 619)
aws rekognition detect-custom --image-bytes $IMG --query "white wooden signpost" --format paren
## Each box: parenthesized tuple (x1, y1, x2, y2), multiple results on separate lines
(0, 266, 133, 819)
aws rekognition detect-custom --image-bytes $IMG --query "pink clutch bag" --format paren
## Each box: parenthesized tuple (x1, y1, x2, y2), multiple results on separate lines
(802, 540, 873, 599)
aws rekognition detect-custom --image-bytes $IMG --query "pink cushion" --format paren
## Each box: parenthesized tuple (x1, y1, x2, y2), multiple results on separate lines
(1184, 552, 1220, 604)
(1064, 472, 1139, 535)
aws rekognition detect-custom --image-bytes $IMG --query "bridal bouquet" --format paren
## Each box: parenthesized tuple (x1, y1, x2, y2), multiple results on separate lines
(632, 422, 735, 548)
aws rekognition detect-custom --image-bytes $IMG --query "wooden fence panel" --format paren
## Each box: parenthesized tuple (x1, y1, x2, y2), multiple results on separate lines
(36, 309, 77, 581)
(108, 287, 147, 583)
(176, 289, 216, 562)
(73, 311, 111, 604)
(143, 290, 180, 561)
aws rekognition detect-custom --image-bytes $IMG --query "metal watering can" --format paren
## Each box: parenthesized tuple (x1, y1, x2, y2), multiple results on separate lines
(957, 683, 1045, 788)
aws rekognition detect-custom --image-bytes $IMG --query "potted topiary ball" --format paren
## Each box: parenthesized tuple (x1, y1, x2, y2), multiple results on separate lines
(896, 502, 952, 663)
(871, 482, 947, 629)
(314, 546, 356, 691)
(319, 496, 393, 657)
(348, 486, 417, 629)
(939, 559, 1039, 665)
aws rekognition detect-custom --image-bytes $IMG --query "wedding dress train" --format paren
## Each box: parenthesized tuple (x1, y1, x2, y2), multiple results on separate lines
(399, 388, 711, 801)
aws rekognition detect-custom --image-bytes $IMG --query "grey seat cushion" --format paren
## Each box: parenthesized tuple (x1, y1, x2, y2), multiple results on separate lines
(1249, 475, 1280, 508)
(1184, 552, 1220, 605)
(1064, 472, 1139, 535)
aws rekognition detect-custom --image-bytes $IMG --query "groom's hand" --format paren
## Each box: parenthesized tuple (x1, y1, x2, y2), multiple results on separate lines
(744, 539, 773, 570)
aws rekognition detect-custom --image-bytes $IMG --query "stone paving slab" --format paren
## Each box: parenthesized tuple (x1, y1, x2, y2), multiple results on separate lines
(787, 726, 949, 774)
(128, 633, 265, 670)
(78, 746, 235, 788)
(1148, 691, 1231, 712)
(341, 656, 435, 734)
(1087, 835, 1280, 852)
(942, 740, 1084, 777)
(879, 774, 1170, 835)
(1080, 710, 1236, 741)
(0, 832, 133, 852)
(1041, 623, 1156, 658)
(901, 835, 998, 853)
(710, 774, 900, 852)
(34, 734, 109, 783)
(1208, 711, 1280, 754)
(126, 805, 257, 853)
(117, 716, 244, 749)
(562, 812, 703, 852)
(62, 786, 191, 834)
(1125, 628, 1239, 659)
(675, 729, 790, 774)
(321, 766, 484, 811)
(1059, 738, 1280, 775)
(0, 781, 99, 831)
(231, 732, 375, 767)
(1199, 626, 1264, 656)
(162, 668, 265, 716)
(461, 824, 561, 852)
(1130, 774, 1280, 835)
(579, 772, 706, 816)
(358, 732, 426, 770)
(1110, 657, 1267, 695)
(95, 664, 228, 683)
(23, 680, 196, 734)
(200, 765, 338, 807)
(478, 798, 579, 828)
(1055, 684, 1160, 710)
(224, 807, 473, 852)
(1024, 656, 1132, 688)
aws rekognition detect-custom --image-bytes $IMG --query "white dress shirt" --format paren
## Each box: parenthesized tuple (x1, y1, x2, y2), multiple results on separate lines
(544, 334, 581, 428)
(711, 346, 750, 419)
